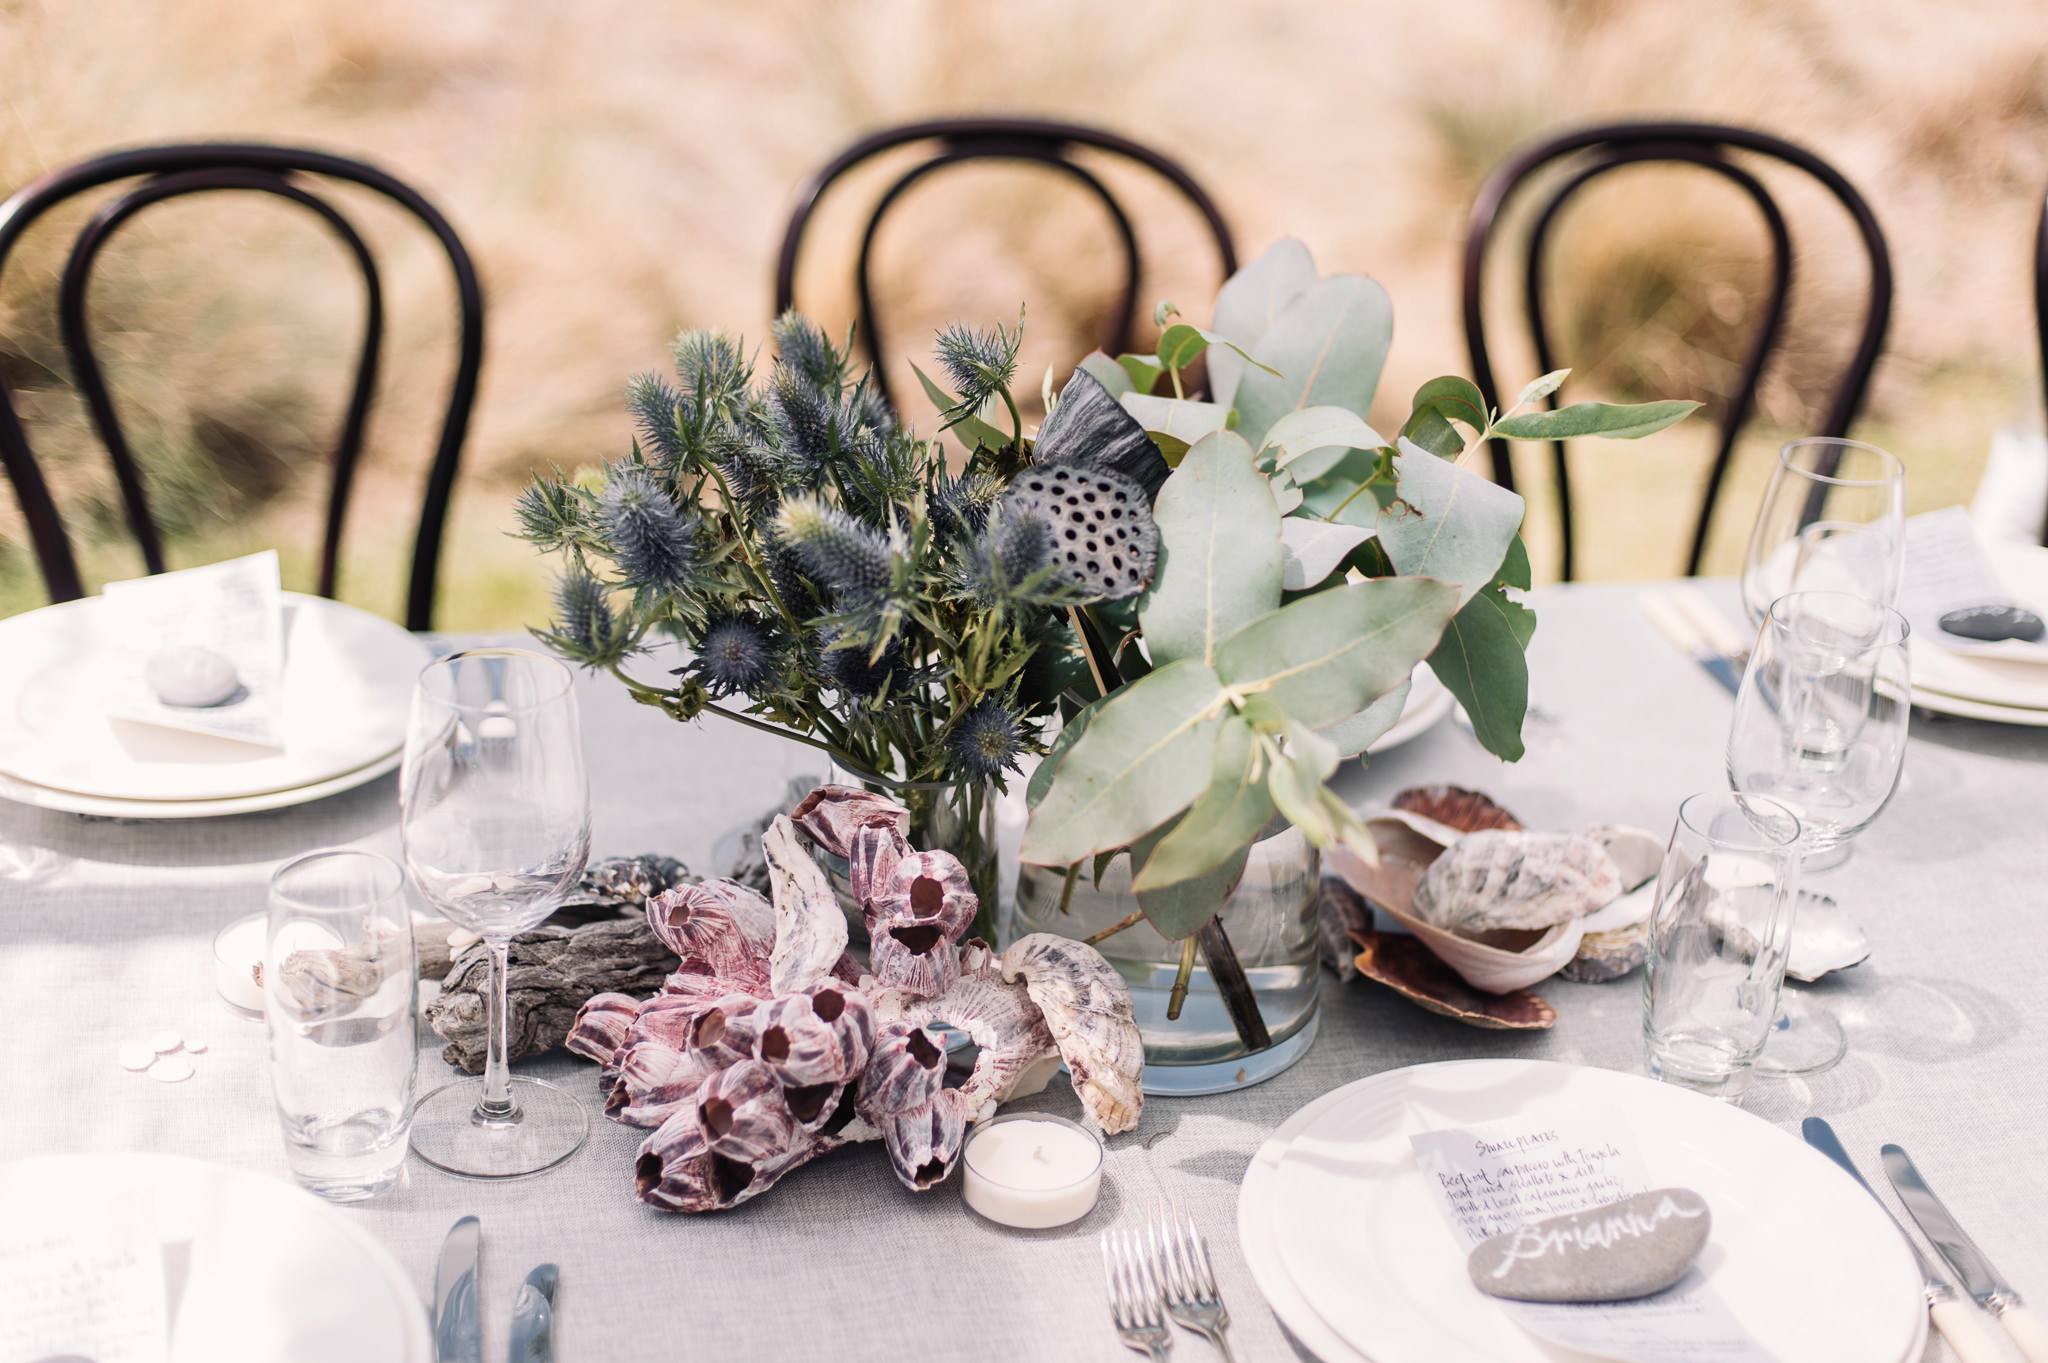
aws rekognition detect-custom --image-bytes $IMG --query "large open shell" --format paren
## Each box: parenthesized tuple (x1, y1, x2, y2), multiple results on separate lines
(1410, 829, 1624, 933)
(762, 816, 849, 994)
(872, 939, 1060, 1124)
(790, 785, 909, 858)
(1000, 934, 1143, 1135)
(1351, 930, 1556, 1028)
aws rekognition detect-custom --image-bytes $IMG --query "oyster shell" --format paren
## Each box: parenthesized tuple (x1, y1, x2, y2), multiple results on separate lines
(1000, 933, 1144, 1135)
(1584, 824, 1664, 891)
(872, 939, 1060, 1124)
(1350, 930, 1557, 1029)
(1786, 894, 1871, 982)
(790, 785, 909, 858)
(1410, 830, 1624, 933)
(762, 816, 849, 994)
(1393, 785, 1524, 833)
(1559, 881, 1656, 983)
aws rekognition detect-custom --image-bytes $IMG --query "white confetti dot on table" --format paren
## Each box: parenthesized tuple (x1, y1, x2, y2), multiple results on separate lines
(148, 1031, 183, 1054)
(118, 1043, 156, 1072)
(184, 1038, 208, 1054)
(149, 1055, 195, 1083)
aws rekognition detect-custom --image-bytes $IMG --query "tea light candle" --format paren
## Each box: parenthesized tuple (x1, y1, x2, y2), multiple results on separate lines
(962, 1112, 1104, 1229)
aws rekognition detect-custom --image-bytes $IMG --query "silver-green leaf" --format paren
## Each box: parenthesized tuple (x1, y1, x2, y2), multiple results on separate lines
(1379, 437, 1526, 606)
(1213, 576, 1460, 729)
(1490, 399, 1700, 442)
(1139, 430, 1284, 667)
(1131, 717, 1276, 893)
(1232, 275, 1394, 449)
(1208, 237, 1319, 411)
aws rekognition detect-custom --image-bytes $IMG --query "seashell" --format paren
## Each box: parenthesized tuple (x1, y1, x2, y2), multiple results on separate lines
(564, 992, 641, 1076)
(1410, 830, 1624, 934)
(1785, 894, 1871, 982)
(862, 849, 978, 998)
(856, 1021, 948, 1117)
(847, 822, 906, 911)
(752, 986, 871, 1088)
(1000, 933, 1144, 1135)
(696, 1059, 800, 1164)
(634, 1103, 833, 1213)
(556, 854, 695, 926)
(645, 880, 775, 987)
(608, 1041, 723, 1129)
(1350, 930, 1557, 1029)
(874, 1087, 972, 1190)
(872, 939, 1060, 1124)
(686, 994, 764, 1068)
(790, 785, 909, 859)
(762, 816, 850, 994)
(1316, 877, 1374, 982)
(1559, 881, 1656, 983)
(1393, 785, 1523, 833)
(1584, 824, 1664, 891)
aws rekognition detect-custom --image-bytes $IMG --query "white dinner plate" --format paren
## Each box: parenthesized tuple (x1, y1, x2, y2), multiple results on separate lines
(1243, 1059, 1927, 1363)
(1910, 686, 2048, 726)
(0, 592, 429, 802)
(1366, 663, 1454, 755)
(0, 1152, 430, 1363)
(0, 746, 406, 818)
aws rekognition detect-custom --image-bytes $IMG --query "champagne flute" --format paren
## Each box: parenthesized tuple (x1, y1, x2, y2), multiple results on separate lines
(1726, 592, 1910, 1075)
(402, 648, 592, 1178)
(1740, 438, 1905, 628)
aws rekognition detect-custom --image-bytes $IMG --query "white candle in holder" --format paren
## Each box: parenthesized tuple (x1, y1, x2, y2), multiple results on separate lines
(962, 1112, 1104, 1229)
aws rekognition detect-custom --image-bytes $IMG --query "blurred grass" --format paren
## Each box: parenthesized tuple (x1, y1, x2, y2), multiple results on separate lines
(2, 0, 2045, 631)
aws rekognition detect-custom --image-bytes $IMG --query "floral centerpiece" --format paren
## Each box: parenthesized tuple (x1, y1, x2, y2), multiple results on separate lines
(516, 238, 1694, 1041)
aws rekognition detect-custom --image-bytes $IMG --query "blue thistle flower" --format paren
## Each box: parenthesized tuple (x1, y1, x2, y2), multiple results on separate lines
(930, 468, 1005, 543)
(602, 468, 703, 595)
(625, 374, 685, 464)
(947, 697, 1026, 780)
(933, 318, 1020, 413)
(817, 629, 904, 699)
(776, 497, 893, 605)
(681, 613, 777, 697)
(551, 565, 618, 658)
(959, 502, 1061, 607)
(772, 311, 847, 395)
(768, 365, 836, 478)
(670, 329, 751, 412)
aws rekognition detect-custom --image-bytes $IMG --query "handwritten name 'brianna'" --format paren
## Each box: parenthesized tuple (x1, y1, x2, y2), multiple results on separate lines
(1483, 1194, 1706, 1279)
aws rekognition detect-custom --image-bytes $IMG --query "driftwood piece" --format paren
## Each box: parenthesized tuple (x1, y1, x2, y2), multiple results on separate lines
(426, 918, 680, 1074)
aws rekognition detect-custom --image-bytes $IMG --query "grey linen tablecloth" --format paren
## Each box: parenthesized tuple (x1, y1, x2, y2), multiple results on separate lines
(3, 581, 2044, 1363)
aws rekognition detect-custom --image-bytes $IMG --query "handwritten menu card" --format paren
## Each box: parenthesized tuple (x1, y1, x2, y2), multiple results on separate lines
(1410, 1103, 1778, 1363)
(0, 1217, 169, 1363)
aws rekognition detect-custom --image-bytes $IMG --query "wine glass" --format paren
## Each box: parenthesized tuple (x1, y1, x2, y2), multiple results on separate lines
(1725, 592, 1910, 1075)
(1740, 438, 1905, 628)
(402, 648, 592, 1178)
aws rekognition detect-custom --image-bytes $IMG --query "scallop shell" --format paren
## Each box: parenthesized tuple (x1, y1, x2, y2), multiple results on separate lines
(1392, 785, 1524, 833)
(762, 816, 849, 994)
(1411, 830, 1624, 933)
(1350, 930, 1557, 1029)
(1000, 933, 1144, 1135)
(1558, 881, 1656, 983)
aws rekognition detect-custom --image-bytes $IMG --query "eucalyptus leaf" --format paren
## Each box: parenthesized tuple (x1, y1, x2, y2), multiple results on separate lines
(1233, 275, 1394, 448)
(1491, 399, 1700, 442)
(1077, 350, 1134, 400)
(1130, 823, 1252, 942)
(1291, 447, 1390, 526)
(1260, 406, 1385, 485)
(1378, 437, 1527, 606)
(1139, 430, 1284, 668)
(1264, 749, 1332, 844)
(1119, 394, 1235, 459)
(1025, 704, 1094, 811)
(1091, 847, 1120, 890)
(1514, 369, 1570, 411)
(1399, 375, 1490, 459)
(1213, 576, 1460, 729)
(1428, 580, 1536, 762)
(1132, 718, 1277, 892)
(1208, 237, 1319, 411)
(1280, 518, 1374, 590)
(1157, 323, 1212, 371)
(1268, 465, 1304, 515)
(1118, 354, 1167, 397)
(1018, 659, 1228, 866)
(1315, 675, 1412, 757)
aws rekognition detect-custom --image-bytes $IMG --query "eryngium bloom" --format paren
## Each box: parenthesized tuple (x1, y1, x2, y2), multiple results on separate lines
(777, 497, 893, 605)
(553, 565, 617, 656)
(947, 697, 1026, 780)
(602, 469, 703, 595)
(681, 614, 777, 697)
(933, 317, 1020, 415)
(771, 311, 846, 395)
(625, 374, 684, 464)
(817, 631, 904, 699)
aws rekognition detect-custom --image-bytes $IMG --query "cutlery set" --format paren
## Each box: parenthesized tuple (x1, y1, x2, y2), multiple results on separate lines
(1638, 585, 1752, 695)
(433, 1215, 558, 1362)
(1102, 1202, 1237, 1361)
(1804, 1119, 2045, 1363)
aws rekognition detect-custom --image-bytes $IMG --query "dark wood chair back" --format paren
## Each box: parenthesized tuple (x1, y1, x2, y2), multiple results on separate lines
(774, 117, 1236, 412)
(0, 143, 484, 630)
(2036, 188, 2048, 546)
(1461, 122, 1892, 580)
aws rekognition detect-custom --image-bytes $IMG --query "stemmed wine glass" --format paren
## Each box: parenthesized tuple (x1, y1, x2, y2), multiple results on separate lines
(1726, 591, 1911, 1075)
(1740, 437, 1905, 628)
(402, 648, 592, 1178)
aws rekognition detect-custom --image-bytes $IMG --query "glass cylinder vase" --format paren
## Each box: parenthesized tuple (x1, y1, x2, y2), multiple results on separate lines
(1012, 826, 1321, 1095)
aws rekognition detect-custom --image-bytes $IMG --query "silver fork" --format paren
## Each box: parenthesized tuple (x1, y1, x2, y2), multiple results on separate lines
(1152, 1199, 1237, 1363)
(1102, 1225, 1174, 1360)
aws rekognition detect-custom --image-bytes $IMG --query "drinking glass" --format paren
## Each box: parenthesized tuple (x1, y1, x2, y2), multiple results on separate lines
(1642, 792, 1803, 1102)
(401, 648, 592, 1178)
(266, 847, 417, 1202)
(1739, 438, 1905, 628)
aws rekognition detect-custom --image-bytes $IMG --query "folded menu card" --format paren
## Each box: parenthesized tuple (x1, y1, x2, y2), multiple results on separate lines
(101, 551, 285, 750)
(1900, 507, 2048, 663)
(0, 1212, 170, 1363)
(1411, 1104, 1776, 1363)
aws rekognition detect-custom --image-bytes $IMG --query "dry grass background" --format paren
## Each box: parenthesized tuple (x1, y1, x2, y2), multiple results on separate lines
(3, 0, 2046, 626)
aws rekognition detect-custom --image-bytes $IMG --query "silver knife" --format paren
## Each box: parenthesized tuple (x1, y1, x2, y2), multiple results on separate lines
(1637, 590, 1741, 695)
(508, 1263, 559, 1362)
(1884, 1143, 2048, 1363)
(433, 1215, 483, 1363)
(1801, 1120, 2008, 1363)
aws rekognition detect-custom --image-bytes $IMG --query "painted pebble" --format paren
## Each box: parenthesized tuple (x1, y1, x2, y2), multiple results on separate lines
(1940, 602, 2046, 644)
(1468, 1188, 1711, 1303)
(149, 1055, 196, 1084)
(118, 1042, 157, 1072)
(144, 645, 242, 708)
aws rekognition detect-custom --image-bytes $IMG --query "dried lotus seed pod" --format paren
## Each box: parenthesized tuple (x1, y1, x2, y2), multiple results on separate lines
(856, 1021, 947, 1117)
(686, 994, 764, 1068)
(695, 1059, 799, 1164)
(875, 1087, 971, 1190)
(995, 463, 1158, 600)
(789, 786, 909, 859)
(564, 993, 641, 1075)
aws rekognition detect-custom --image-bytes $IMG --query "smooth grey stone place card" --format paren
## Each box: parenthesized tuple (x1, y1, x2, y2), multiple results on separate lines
(1468, 1187, 1711, 1303)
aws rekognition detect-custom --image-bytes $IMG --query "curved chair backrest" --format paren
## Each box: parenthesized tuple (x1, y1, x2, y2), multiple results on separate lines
(774, 117, 1236, 412)
(1462, 122, 1892, 580)
(2036, 188, 2048, 546)
(0, 143, 484, 630)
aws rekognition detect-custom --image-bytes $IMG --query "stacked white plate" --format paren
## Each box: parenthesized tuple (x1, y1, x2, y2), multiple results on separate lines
(0, 593, 431, 817)
(1238, 1059, 1928, 1363)
(1910, 540, 2048, 726)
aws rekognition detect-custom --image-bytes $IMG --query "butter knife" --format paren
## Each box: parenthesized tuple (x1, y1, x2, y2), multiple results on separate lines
(433, 1215, 483, 1363)
(1637, 590, 1741, 695)
(1802, 1120, 2007, 1363)
(508, 1263, 559, 1363)
(1884, 1144, 2048, 1363)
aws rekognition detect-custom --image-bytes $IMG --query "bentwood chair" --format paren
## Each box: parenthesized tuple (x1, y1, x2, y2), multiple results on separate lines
(774, 117, 1237, 413)
(0, 143, 484, 631)
(2035, 186, 2048, 545)
(1462, 122, 1893, 580)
